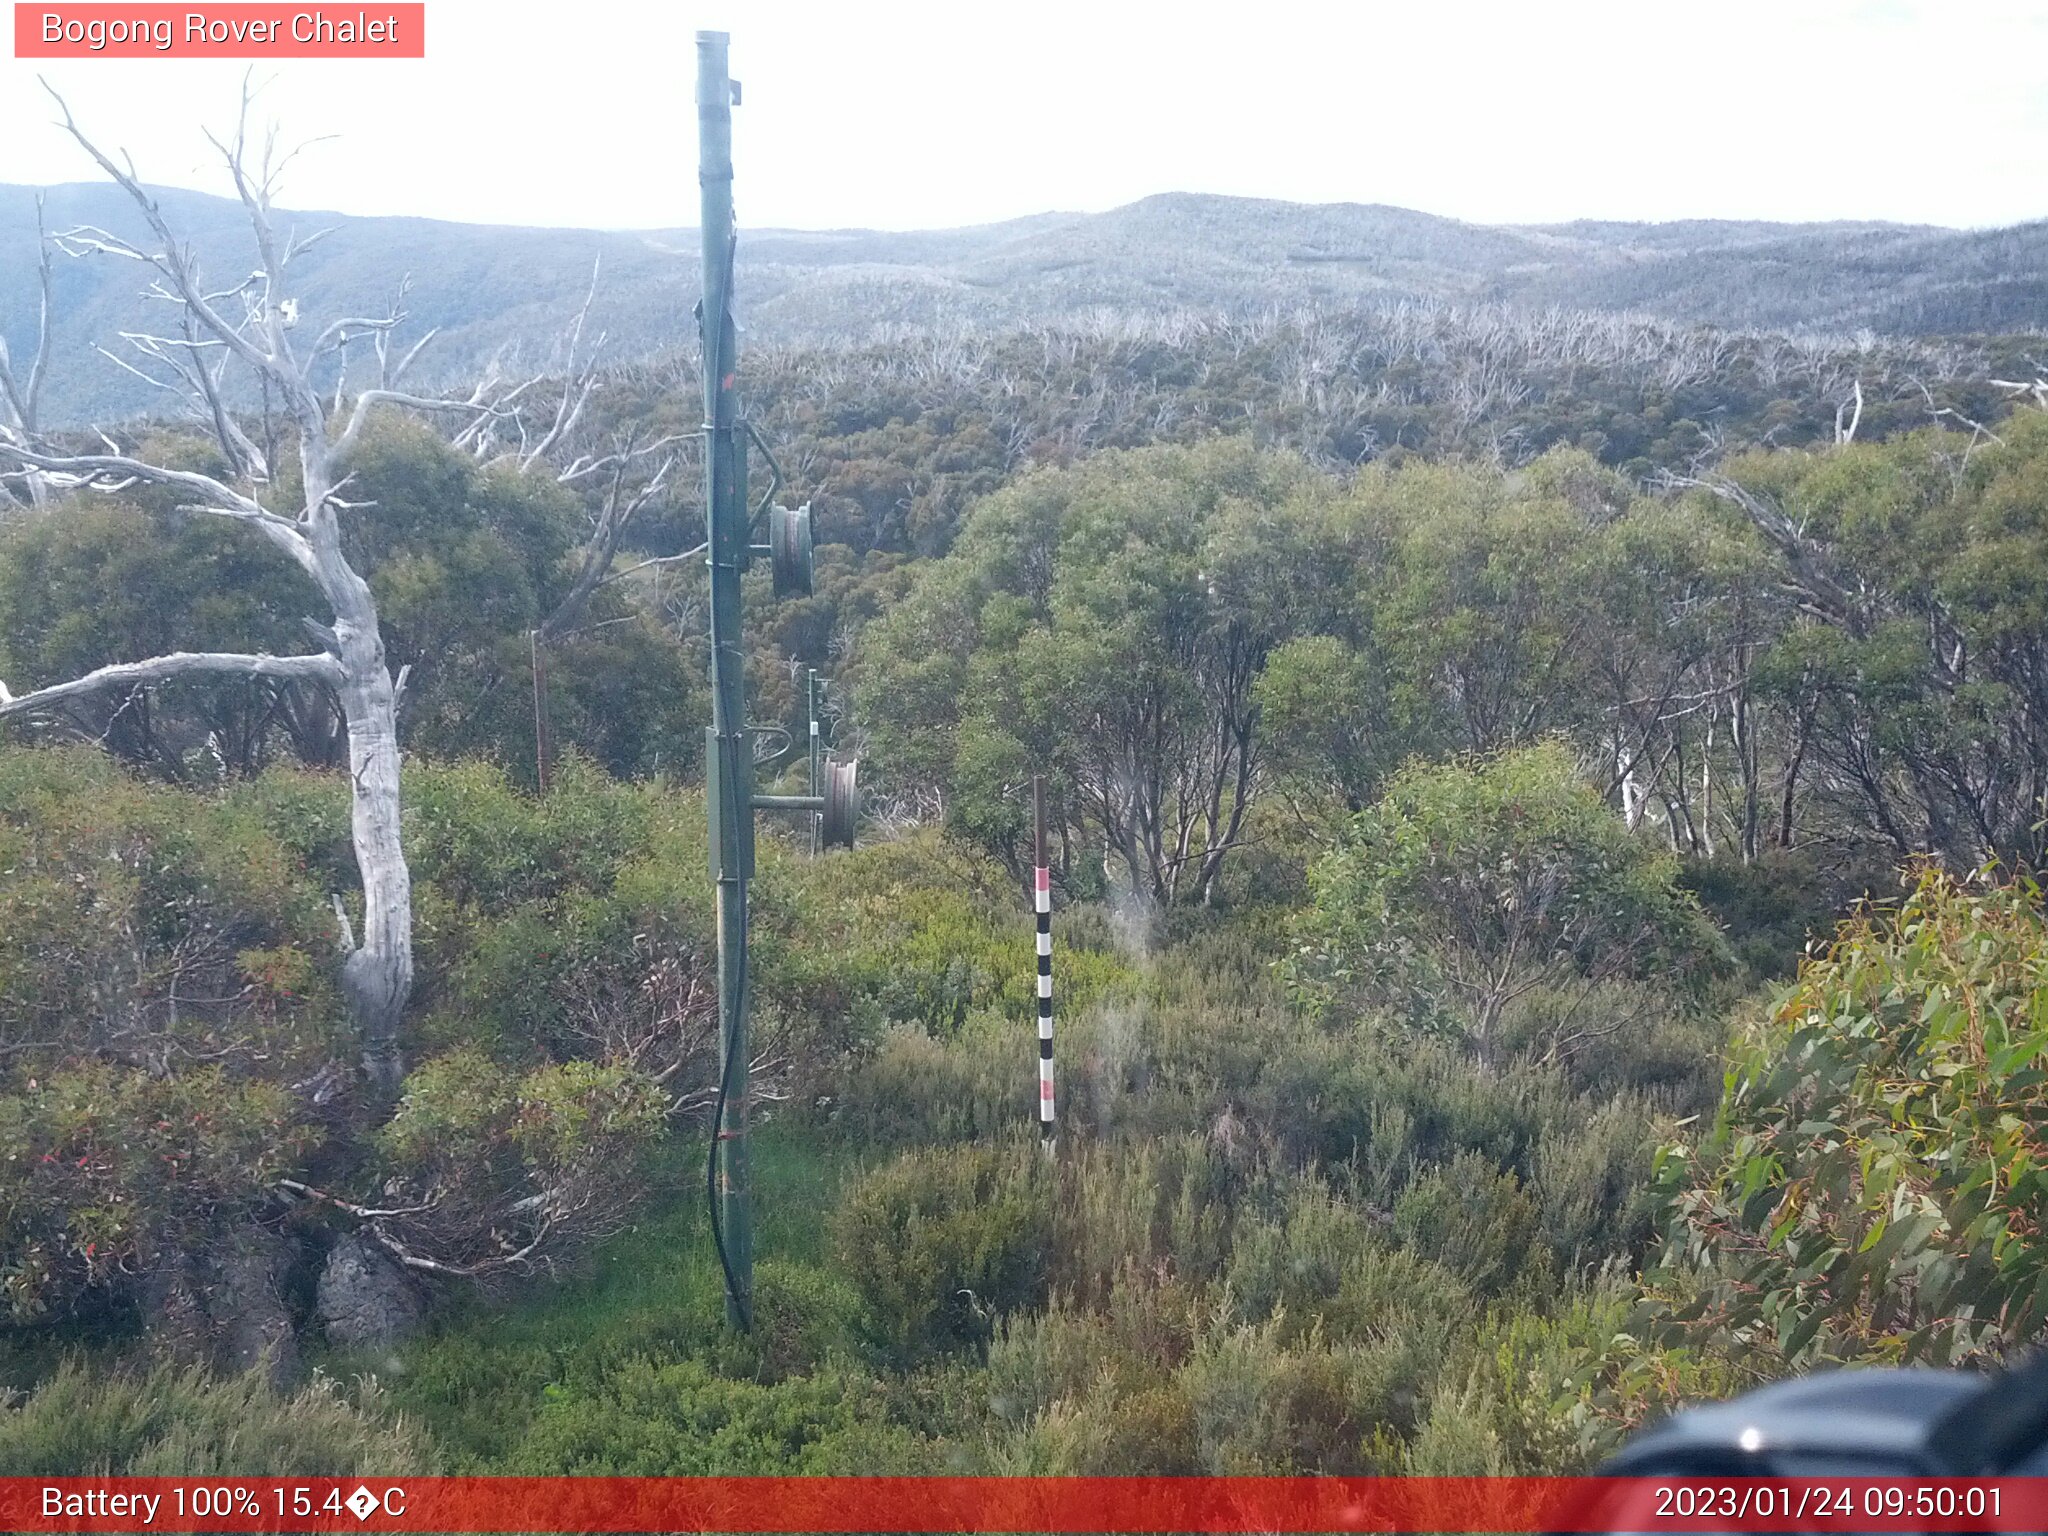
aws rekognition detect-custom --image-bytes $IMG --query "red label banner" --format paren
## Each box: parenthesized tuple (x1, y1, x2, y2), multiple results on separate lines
(14, 4, 424, 57)
(3, 1476, 2046, 1533)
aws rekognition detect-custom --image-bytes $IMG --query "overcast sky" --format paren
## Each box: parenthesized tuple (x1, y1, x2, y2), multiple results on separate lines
(5, 0, 2047, 233)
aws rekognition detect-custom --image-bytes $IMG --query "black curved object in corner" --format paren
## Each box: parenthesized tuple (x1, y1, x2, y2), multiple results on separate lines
(1597, 1353, 2048, 1476)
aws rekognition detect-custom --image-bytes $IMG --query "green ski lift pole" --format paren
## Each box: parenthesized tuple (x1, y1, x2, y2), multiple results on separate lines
(697, 31, 858, 1331)
(698, 28, 755, 1333)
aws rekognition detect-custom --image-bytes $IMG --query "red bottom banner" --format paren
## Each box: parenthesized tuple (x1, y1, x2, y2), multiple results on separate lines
(6, 1476, 2047, 1533)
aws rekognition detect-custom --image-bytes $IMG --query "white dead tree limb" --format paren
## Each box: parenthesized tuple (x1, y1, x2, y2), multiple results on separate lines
(0, 192, 55, 510)
(1655, 468, 1864, 631)
(522, 429, 687, 792)
(468, 255, 689, 572)
(511, 257, 605, 473)
(537, 431, 687, 644)
(1991, 377, 2048, 410)
(1834, 377, 1863, 447)
(0, 84, 514, 1100)
(0, 650, 342, 712)
(504, 278, 688, 788)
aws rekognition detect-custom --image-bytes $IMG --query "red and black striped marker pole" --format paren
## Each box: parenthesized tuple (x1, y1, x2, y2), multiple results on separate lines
(1032, 774, 1055, 1146)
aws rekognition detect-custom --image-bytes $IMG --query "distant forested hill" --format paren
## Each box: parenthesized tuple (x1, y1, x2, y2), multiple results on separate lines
(3, 182, 2045, 424)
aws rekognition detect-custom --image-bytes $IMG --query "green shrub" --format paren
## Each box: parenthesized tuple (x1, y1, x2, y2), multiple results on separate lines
(1052, 1134, 1236, 1303)
(1497, 978, 1726, 1110)
(371, 1049, 666, 1281)
(407, 757, 649, 912)
(985, 1368, 1200, 1475)
(1392, 1150, 1540, 1296)
(830, 1018, 1025, 1148)
(1443, 1281, 1637, 1473)
(1290, 743, 1722, 1064)
(0, 1064, 310, 1320)
(1398, 1376, 1509, 1474)
(225, 764, 355, 890)
(832, 1142, 1052, 1363)
(0, 1360, 433, 1475)
(1323, 1246, 1473, 1357)
(834, 992, 1240, 1154)
(0, 746, 343, 1080)
(1680, 848, 1889, 985)
(1653, 866, 2048, 1368)
(1100, 1381, 1202, 1473)
(1177, 1315, 1403, 1474)
(986, 1264, 1204, 1433)
(733, 1260, 867, 1383)
(507, 1357, 931, 1474)
(1224, 1178, 1384, 1333)
(1532, 1098, 1657, 1273)
(1255, 1032, 1572, 1191)
(403, 762, 723, 1068)
(766, 831, 1134, 1041)
(985, 1296, 1156, 1435)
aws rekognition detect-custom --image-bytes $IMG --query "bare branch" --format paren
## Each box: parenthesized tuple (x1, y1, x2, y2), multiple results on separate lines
(1834, 377, 1863, 447)
(281, 221, 339, 267)
(537, 446, 681, 643)
(314, 314, 404, 356)
(201, 80, 294, 360)
(0, 443, 279, 521)
(1991, 377, 2048, 410)
(329, 893, 357, 955)
(1656, 468, 1861, 626)
(42, 82, 281, 384)
(0, 650, 344, 718)
(515, 256, 604, 470)
(368, 1220, 556, 1279)
(336, 386, 509, 464)
(184, 312, 270, 478)
(0, 192, 54, 451)
(276, 1178, 434, 1220)
(48, 222, 152, 264)
(385, 325, 439, 390)
(601, 542, 708, 587)
(90, 342, 186, 396)
(554, 431, 689, 486)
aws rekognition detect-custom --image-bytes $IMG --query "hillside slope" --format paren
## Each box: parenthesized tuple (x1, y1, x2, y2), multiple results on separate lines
(3, 184, 2042, 424)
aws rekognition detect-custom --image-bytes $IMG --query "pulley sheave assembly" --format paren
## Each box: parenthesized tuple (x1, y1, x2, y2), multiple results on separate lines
(820, 757, 859, 849)
(769, 501, 813, 597)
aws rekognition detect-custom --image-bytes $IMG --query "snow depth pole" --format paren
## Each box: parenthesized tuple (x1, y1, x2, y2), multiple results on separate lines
(1033, 775, 1055, 1148)
(807, 668, 822, 858)
(698, 29, 757, 1333)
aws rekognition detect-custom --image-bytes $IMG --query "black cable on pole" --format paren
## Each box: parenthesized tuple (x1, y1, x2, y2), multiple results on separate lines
(705, 912, 752, 1332)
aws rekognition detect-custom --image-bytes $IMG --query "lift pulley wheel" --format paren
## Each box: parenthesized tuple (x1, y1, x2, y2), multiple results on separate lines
(821, 757, 859, 849)
(769, 502, 814, 598)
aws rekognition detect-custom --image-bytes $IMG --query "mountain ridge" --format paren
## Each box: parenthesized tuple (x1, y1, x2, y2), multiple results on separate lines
(4, 183, 2043, 424)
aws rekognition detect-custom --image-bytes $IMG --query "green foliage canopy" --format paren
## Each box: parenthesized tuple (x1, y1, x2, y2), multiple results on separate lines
(1292, 743, 1722, 1063)
(1653, 866, 2048, 1370)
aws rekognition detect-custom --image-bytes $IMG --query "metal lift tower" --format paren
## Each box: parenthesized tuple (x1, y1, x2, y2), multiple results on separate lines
(696, 30, 858, 1331)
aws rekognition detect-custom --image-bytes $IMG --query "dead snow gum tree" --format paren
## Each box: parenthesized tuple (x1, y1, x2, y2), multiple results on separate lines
(0, 89, 522, 1098)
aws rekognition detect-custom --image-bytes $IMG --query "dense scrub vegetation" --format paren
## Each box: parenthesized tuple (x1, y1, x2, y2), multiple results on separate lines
(0, 740, 1716, 1469)
(7, 726, 2044, 1470)
(5, 301, 2048, 1472)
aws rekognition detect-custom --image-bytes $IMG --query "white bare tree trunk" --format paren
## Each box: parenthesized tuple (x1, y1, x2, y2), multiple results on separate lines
(334, 589, 411, 1098)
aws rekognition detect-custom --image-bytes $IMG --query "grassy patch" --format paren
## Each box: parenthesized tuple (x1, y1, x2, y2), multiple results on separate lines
(371, 1128, 847, 1469)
